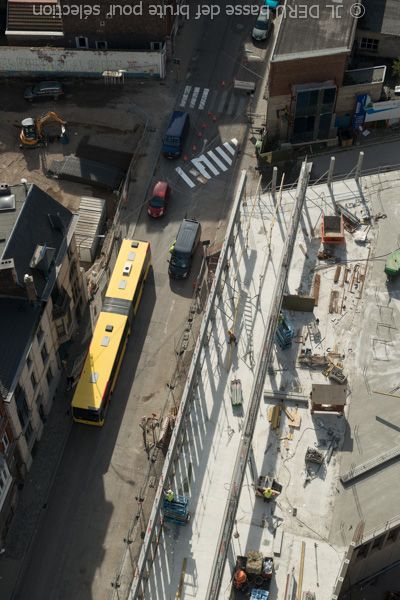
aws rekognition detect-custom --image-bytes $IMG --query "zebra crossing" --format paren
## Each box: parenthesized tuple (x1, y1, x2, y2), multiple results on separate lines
(176, 138, 238, 188)
(179, 85, 248, 118)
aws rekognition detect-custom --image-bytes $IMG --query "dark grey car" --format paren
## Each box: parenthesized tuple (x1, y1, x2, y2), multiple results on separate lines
(24, 81, 64, 101)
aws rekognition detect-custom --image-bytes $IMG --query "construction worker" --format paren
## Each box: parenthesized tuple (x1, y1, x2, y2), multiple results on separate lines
(227, 329, 237, 346)
(233, 569, 247, 589)
(263, 487, 279, 501)
(164, 489, 174, 502)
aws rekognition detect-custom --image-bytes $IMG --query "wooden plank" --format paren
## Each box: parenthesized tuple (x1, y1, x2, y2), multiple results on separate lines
(284, 407, 295, 421)
(313, 274, 320, 307)
(297, 542, 306, 600)
(273, 527, 284, 556)
(334, 265, 341, 283)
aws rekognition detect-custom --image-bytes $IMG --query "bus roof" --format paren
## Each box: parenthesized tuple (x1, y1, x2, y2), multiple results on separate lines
(71, 312, 127, 410)
(105, 239, 150, 303)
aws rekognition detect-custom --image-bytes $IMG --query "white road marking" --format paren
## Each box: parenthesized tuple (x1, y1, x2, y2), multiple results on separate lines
(191, 157, 211, 179)
(175, 167, 196, 188)
(215, 146, 232, 165)
(190, 86, 201, 109)
(179, 85, 191, 107)
(164, 300, 175, 334)
(223, 141, 236, 155)
(198, 155, 220, 176)
(207, 150, 227, 171)
(198, 88, 210, 110)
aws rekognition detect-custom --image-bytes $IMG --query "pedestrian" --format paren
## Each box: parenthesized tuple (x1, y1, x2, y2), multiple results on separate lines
(227, 329, 237, 346)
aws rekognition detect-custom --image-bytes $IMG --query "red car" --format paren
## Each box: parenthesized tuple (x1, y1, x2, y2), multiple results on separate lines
(147, 181, 170, 218)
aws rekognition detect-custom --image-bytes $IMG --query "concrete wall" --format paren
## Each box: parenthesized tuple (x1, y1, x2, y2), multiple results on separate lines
(0, 46, 166, 78)
(265, 94, 291, 139)
(356, 29, 400, 59)
(340, 518, 400, 597)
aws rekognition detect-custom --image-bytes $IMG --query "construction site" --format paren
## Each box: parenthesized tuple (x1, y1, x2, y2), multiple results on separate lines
(127, 159, 400, 600)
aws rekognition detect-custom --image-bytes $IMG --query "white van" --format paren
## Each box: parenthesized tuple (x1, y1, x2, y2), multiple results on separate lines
(252, 6, 272, 42)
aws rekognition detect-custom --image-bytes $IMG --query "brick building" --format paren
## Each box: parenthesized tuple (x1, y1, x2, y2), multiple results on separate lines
(5, 0, 179, 51)
(264, 0, 385, 145)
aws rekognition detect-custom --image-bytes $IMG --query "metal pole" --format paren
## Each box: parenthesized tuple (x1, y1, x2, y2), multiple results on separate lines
(355, 151, 364, 183)
(327, 156, 335, 187)
(271, 166, 278, 197)
(206, 161, 312, 600)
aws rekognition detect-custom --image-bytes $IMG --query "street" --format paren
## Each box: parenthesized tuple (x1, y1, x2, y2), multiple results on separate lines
(8, 6, 272, 600)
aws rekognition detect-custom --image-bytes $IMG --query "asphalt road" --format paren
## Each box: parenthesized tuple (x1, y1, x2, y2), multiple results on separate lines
(14, 7, 271, 600)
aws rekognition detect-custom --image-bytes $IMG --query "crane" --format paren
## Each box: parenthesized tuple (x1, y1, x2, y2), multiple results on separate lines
(20, 111, 67, 148)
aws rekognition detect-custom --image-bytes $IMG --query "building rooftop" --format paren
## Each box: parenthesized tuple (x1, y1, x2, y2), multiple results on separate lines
(0, 298, 41, 400)
(0, 183, 74, 399)
(137, 164, 400, 599)
(1, 183, 73, 301)
(360, 0, 400, 37)
(272, 0, 356, 61)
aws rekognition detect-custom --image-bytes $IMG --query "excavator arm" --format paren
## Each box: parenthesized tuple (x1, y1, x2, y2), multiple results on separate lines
(36, 111, 67, 138)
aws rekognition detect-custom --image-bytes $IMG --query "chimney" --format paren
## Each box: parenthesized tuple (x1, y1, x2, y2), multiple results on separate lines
(24, 274, 37, 304)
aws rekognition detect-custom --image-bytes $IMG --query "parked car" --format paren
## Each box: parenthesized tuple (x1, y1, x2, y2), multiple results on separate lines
(252, 6, 273, 41)
(24, 81, 64, 101)
(147, 181, 170, 218)
(162, 111, 190, 158)
(168, 218, 201, 279)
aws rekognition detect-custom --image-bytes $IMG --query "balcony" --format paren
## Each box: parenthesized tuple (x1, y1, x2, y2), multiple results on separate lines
(343, 65, 386, 86)
(52, 286, 71, 320)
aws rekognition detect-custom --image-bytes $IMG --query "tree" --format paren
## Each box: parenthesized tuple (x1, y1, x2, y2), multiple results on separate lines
(393, 57, 400, 82)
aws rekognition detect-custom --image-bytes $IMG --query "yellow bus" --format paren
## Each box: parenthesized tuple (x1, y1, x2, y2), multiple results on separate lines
(72, 239, 151, 426)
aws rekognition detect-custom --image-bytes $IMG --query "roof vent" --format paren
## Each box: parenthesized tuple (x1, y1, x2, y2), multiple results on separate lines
(122, 262, 132, 276)
(0, 183, 11, 196)
(128, 252, 136, 261)
(131, 241, 139, 248)
(0, 192, 15, 212)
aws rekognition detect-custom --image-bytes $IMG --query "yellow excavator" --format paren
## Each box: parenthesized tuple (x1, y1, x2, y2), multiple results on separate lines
(20, 111, 67, 148)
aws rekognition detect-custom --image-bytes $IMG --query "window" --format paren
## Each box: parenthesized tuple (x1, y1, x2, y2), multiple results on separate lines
(30, 372, 37, 390)
(371, 535, 384, 551)
(25, 421, 34, 445)
(360, 37, 379, 52)
(1, 432, 9, 453)
(387, 527, 400, 544)
(56, 321, 66, 337)
(150, 42, 162, 51)
(15, 385, 29, 430)
(75, 36, 89, 49)
(37, 325, 44, 344)
(0, 463, 11, 497)
(46, 366, 53, 386)
(356, 542, 369, 559)
(41, 343, 48, 365)
(95, 41, 108, 50)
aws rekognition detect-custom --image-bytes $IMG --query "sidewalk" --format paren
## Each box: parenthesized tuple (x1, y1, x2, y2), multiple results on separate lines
(0, 309, 92, 600)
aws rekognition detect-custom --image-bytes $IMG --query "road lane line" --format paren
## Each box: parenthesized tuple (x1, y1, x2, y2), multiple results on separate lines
(175, 167, 196, 188)
(179, 85, 191, 108)
(198, 88, 210, 110)
(215, 146, 233, 165)
(190, 86, 200, 109)
(207, 150, 227, 171)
